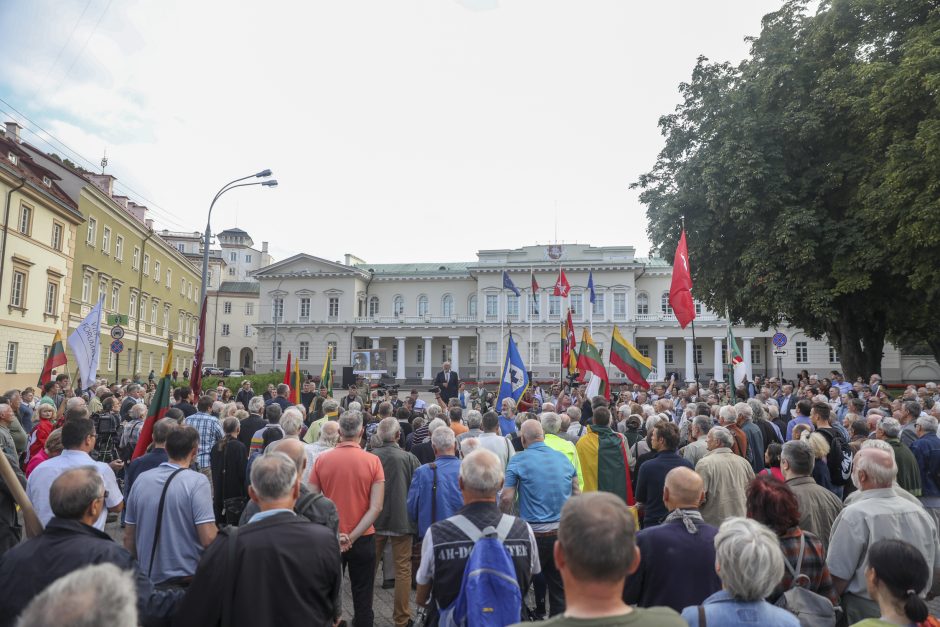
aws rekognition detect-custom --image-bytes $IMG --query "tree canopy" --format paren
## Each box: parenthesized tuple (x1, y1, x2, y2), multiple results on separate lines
(635, 0, 940, 379)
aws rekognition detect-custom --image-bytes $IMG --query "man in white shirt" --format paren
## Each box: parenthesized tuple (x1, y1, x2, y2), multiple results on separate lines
(26, 416, 123, 530)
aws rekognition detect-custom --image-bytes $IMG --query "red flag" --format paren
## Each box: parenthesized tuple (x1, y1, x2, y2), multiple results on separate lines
(669, 230, 696, 328)
(553, 269, 570, 297)
(189, 296, 209, 394)
(283, 351, 292, 390)
(133, 340, 174, 459)
(530, 272, 540, 314)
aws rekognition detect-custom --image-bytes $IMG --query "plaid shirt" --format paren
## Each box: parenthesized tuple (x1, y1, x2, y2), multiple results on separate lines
(184, 412, 224, 470)
(772, 527, 838, 604)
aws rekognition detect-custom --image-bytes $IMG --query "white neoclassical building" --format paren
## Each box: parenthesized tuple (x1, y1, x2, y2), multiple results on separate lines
(251, 244, 934, 384)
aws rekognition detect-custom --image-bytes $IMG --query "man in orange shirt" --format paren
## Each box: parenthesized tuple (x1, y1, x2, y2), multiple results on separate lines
(447, 406, 468, 436)
(310, 410, 385, 627)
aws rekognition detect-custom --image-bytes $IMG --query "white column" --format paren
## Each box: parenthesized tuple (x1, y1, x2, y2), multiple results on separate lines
(743, 337, 754, 380)
(395, 337, 406, 381)
(685, 337, 695, 383)
(369, 336, 380, 349)
(656, 337, 667, 383)
(714, 338, 724, 382)
(450, 336, 460, 372)
(422, 336, 433, 382)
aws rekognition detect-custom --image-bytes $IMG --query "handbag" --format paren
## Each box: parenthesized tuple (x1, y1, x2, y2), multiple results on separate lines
(774, 533, 839, 627)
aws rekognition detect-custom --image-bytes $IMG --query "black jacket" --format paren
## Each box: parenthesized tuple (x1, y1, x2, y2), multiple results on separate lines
(210, 438, 248, 524)
(0, 451, 24, 556)
(0, 518, 181, 627)
(236, 414, 266, 456)
(175, 401, 197, 417)
(173, 512, 342, 627)
(239, 483, 339, 534)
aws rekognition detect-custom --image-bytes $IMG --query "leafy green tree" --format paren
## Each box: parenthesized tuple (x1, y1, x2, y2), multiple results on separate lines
(635, 0, 940, 379)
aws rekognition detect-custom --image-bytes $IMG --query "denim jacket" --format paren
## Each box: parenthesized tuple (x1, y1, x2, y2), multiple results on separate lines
(681, 590, 800, 627)
(406, 456, 463, 539)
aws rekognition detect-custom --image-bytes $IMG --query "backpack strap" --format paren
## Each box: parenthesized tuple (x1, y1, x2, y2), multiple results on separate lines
(447, 514, 484, 542)
(783, 532, 810, 588)
(148, 467, 186, 578)
(221, 525, 239, 627)
(697, 605, 706, 627)
(494, 514, 514, 542)
(430, 462, 438, 524)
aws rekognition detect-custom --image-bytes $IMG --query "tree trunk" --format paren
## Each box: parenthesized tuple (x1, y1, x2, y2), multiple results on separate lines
(827, 307, 886, 381)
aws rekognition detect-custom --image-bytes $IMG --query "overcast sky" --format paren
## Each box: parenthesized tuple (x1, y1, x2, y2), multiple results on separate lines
(0, 0, 785, 264)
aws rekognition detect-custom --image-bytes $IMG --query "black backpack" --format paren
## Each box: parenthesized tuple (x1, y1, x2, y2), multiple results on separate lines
(817, 428, 851, 486)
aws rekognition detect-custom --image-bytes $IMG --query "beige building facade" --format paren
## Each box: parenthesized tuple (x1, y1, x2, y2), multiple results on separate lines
(0, 124, 84, 389)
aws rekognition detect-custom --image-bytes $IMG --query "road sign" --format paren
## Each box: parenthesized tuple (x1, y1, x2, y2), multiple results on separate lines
(110, 339, 124, 354)
(773, 349, 787, 357)
(107, 314, 129, 326)
(110, 325, 125, 340)
(772, 333, 788, 348)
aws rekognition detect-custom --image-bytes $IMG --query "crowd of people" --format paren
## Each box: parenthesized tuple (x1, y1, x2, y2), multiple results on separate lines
(0, 366, 938, 626)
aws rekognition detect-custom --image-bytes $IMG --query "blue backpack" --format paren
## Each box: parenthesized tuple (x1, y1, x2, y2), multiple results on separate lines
(438, 514, 522, 627)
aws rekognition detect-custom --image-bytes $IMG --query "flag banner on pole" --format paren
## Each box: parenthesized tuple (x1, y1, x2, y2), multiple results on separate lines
(502, 271, 520, 297)
(38, 330, 67, 386)
(562, 309, 577, 374)
(292, 357, 301, 404)
(727, 324, 746, 386)
(320, 347, 333, 397)
(610, 326, 652, 389)
(283, 351, 292, 390)
(133, 339, 173, 459)
(67, 297, 103, 391)
(553, 269, 570, 297)
(495, 334, 529, 411)
(669, 230, 696, 329)
(530, 272, 539, 315)
(189, 296, 209, 393)
(576, 328, 610, 400)
(587, 271, 596, 305)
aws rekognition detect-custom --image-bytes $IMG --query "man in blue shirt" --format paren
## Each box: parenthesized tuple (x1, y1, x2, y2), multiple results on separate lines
(501, 419, 578, 617)
(183, 396, 224, 479)
(911, 415, 940, 527)
(499, 397, 518, 436)
(786, 399, 814, 441)
(635, 421, 694, 527)
(407, 426, 462, 541)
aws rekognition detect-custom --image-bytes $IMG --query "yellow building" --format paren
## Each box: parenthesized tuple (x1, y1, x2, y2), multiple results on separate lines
(23, 144, 203, 383)
(0, 123, 84, 389)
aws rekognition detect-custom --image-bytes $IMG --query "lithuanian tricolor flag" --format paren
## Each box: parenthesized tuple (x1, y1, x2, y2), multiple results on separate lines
(576, 329, 610, 400)
(38, 331, 67, 385)
(576, 425, 635, 505)
(133, 339, 173, 459)
(320, 347, 333, 397)
(610, 326, 652, 389)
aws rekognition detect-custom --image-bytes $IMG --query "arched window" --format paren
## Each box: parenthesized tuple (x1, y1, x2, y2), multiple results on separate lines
(393, 295, 404, 316)
(636, 292, 648, 315)
(368, 296, 379, 317)
(661, 291, 673, 315)
(468, 295, 478, 318)
(441, 294, 454, 317)
(418, 295, 429, 317)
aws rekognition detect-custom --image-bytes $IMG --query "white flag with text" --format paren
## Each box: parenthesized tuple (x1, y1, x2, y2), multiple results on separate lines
(68, 298, 104, 391)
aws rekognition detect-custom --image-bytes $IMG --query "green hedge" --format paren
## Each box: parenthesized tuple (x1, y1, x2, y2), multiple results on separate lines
(174, 372, 287, 394)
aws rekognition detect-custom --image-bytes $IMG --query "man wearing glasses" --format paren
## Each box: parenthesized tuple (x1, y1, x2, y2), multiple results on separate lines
(26, 416, 124, 531)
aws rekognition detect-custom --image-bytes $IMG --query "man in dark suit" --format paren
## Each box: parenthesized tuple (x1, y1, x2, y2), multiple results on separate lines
(777, 383, 799, 419)
(433, 361, 459, 404)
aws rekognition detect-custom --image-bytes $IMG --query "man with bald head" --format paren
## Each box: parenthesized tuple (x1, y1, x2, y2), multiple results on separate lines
(239, 437, 338, 534)
(501, 419, 578, 617)
(623, 467, 722, 612)
(827, 447, 940, 623)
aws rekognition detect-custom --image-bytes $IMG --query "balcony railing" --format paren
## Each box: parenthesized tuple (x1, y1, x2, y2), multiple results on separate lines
(635, 313, 721, 322)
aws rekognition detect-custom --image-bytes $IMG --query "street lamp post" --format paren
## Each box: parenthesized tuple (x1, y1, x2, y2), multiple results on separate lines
(199, 170, 277, 309)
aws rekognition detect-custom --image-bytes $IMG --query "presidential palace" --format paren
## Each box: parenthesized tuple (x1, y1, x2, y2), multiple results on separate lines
(244, 244, 937, 385)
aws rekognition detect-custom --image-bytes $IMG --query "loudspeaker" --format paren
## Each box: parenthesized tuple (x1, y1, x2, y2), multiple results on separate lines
(341, 367, 355, 389)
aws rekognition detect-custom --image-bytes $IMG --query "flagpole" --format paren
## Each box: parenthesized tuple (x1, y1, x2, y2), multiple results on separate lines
(500, 283, 505, 373)
(528, 270, 533, 368)
(690, 318, 700, 386)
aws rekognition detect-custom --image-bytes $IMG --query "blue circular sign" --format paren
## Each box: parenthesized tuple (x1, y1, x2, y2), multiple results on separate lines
(110, 339, 124, 354)
(772, 333, 787, 348)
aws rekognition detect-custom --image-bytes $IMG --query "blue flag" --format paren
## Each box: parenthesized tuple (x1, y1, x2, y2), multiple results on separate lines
(496, 334, 529, 410)
(502, 271, 520, 296)
(588, 271, 596, 304)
